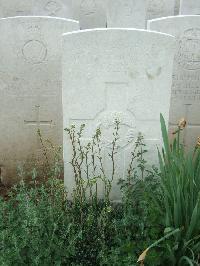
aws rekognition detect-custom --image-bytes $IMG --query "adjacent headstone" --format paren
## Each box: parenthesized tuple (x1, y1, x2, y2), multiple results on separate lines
(106, 0, 146, 29)
(180, 0, 200, 15)
(0, 0, 73, 19)
(146, 0, 175, 20)
(0, 16, 79, 184)
(148, 16, 200, 148)
(0, 0, 33, 17)
(72, 0, 106, 29)
(62, 29, 175, 200)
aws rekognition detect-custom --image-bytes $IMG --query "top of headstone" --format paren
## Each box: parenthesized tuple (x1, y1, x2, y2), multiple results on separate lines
(148, 14, 200, 23)
(0, 15, 79, 24)
(62, 27, 175, 39)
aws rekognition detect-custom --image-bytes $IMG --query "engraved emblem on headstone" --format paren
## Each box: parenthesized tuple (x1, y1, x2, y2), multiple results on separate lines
(176, 28, 200, 70)
(96, 82, 136, 150)
(22, 40, 47, 64)
(44, 1, 62, 15)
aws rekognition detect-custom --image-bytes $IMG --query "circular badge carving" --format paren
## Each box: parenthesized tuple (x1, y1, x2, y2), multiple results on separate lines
(177, 28, 200, 70)
(96, 111, 136, 150)
(22, 40, 47, 64)
(44, 1, 61, 15)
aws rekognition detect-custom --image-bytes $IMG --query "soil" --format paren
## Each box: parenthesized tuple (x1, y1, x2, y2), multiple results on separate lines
(0, 184, 11, 199)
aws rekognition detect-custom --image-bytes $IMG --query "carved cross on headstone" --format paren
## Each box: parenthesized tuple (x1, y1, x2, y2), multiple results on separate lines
(24, 105, 52, 128)
(24, 105, 53, 147)
(70, 81, 131, 125)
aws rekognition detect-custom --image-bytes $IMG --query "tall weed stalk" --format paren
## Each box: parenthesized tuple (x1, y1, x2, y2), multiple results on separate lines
(156, 115, 200, 265)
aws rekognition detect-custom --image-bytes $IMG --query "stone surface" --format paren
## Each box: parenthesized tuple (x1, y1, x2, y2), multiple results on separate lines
(72, 0, 106, 29)
(148, 15, 200, 148)
(0, 0, 73, 19)
(180, 0, 200, 15)
(106, 0, 146, 28)
(146, 0, 175, 20)
(33, 0, 73, 18)
(174, 0, 180, 15)
(0, 16, 79, 184)
(62, 29, 175, 200)
(0, 0, 33, 17)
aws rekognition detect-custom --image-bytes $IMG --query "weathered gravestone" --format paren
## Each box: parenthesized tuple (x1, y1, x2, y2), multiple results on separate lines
(0, 16, 79, 184)
(148, 16, 200, 148)
(180, 0, 200, 15)
(33, 0, 73, 19)
(146, 0, 175, 20)
(72, 0, 106, 29)
(0, 0, 73, 19)
(106, 0, 146, 29)
(62, 29, 175, 200)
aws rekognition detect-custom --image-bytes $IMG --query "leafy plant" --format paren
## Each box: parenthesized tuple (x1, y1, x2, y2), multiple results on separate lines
(141, 115, 200, 265)
(0, 122, 161, 265)
(64, 119, 121, 206)
(3, 117, 200, 265)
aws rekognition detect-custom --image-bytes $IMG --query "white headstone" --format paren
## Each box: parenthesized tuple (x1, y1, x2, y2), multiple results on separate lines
(146, 0, 175, 20)
(106, 0, 146, 29)
(0, 0, 73, 19)
(180, 0, 200, 15)
(0, 0, 33, 17)
(0, 16, 79, 184)
(62, 29, 175, 200)
(72, 0, 106, 29)
(148, 15, 200, 148)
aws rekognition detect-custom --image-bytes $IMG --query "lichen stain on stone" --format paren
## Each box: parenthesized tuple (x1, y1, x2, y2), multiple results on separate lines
(129, 69, 139, 79)
(146, 66, 162, 80)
